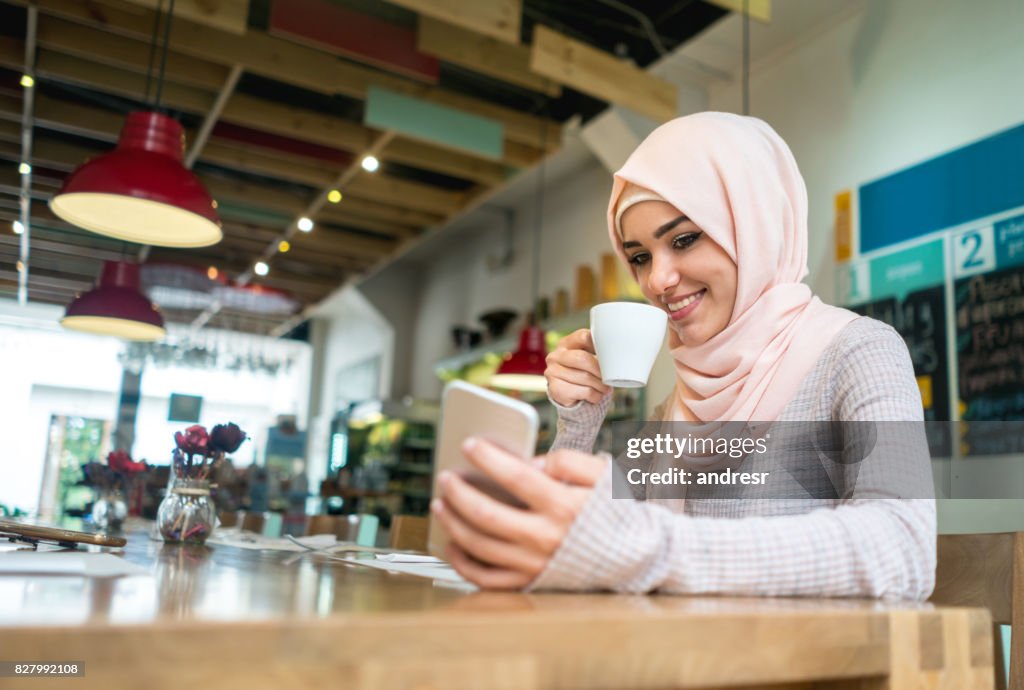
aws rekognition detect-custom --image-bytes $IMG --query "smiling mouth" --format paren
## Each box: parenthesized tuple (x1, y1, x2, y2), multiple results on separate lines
(666, 289, 706, 312)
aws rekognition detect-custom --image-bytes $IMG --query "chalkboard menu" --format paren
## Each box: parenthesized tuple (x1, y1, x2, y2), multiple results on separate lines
(853, 285, 951, 455)
(955, 265, 1024, 453)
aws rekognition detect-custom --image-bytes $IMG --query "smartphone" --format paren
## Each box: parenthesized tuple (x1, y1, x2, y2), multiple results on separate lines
(0, 519, 127, 548)
(428, 381, 539, 559)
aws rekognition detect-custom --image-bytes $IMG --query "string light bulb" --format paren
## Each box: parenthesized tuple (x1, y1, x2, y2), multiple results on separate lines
(278, 240, 291, 253)
(361, 155, 379, 173)
(327, 189, 342, 203)
(297, 217, 314, 233)
(12, 220, 24, 235)
(254, 261, 269, 276)
(20, 75, 34, 88)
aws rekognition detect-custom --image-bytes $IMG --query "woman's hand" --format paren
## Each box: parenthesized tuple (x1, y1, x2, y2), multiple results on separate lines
(433, 440, 607, 589)
(545, 328, 611, 407)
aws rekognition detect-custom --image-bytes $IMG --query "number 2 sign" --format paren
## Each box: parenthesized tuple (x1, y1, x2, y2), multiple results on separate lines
(953, 225, 995, 278)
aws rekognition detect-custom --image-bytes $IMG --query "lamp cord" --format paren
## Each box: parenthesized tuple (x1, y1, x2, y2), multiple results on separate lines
(154, 0, 177, 111)
(144, 0, 165, 105)
(531, 110, 547, 325)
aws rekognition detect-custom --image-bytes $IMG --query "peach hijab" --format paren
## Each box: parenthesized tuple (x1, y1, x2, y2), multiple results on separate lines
(608, 112, 858, 423)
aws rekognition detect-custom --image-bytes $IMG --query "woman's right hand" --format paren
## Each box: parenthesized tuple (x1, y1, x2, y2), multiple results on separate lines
(544, 329, 611, 407)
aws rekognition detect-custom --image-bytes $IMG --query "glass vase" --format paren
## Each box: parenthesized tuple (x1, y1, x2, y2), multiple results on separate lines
(91, 491, 127, 531)
(157, 478, 215, 545)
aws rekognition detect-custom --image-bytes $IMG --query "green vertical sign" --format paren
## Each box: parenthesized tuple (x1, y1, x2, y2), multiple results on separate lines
(868, 238, 945, 301)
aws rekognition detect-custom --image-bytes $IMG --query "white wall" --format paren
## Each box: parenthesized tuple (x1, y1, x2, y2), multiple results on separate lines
(306, 288, 394, 485)
(701, 0, 1024, 300)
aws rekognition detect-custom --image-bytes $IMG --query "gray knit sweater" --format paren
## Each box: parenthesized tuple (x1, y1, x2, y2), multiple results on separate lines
(529, 317, 937, 600)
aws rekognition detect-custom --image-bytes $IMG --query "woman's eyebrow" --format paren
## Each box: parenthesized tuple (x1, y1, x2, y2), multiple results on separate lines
(622, 215, 691, 249)
(654, 215, 690, 239)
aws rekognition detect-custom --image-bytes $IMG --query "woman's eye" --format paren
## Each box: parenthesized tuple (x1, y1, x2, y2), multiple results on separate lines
(672, 232, 702, 250)
(627, 252, 650, 267)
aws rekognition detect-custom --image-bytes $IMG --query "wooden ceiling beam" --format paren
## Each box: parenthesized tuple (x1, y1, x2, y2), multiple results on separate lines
(143, 249, 340, 293)
(3, 36, 524, 182)
(0, 244, 103, 279)
(318, 195, 443, 229)
(118, 0, 251, 34)
(199, 176, 307, 217)
(530, 25, 677, 123)
(0, 267, 91, 293)
(36, 16, 230, 92)
(0, 232, 124, 263)
(417, 17, 559, 96)
(221, 95, 514, 180)
(18, 0, 558, 151)
(383, 136, 508, 186)
(389, 0, 522, 45)
(343, 175, 468, 217)
(35, 49, 215, 114)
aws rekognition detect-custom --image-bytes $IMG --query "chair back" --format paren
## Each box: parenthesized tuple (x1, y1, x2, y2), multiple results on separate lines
(389, 515, 429, 552)
(931, 532, 1022, 689)
(218, 511, 239, 528)
(240, 511, 265, 534)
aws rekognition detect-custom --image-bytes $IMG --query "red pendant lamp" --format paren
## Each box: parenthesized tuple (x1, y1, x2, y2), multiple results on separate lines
(491, 115, 549, 392)
(61, 261, 166, 341)
(50, 112, 221, 247)
(49, 0, 221, 248)
(491, 322, 548, 391)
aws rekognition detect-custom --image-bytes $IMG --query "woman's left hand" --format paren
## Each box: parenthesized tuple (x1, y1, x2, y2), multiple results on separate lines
(433, 440, 606, 589)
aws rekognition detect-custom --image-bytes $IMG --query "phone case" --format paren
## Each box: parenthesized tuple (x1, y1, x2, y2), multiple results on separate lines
(428, 381, 538, 559)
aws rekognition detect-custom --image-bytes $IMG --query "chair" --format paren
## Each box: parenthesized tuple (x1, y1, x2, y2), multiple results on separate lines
(305, 514, 340, 537)
(389, 515, 429, 552)
(240, 511, 265, 534)
(930, 532, 1023, 690)
(217, 511, 239, 528)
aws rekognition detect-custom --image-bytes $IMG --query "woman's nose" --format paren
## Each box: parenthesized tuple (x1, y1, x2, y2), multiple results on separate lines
(646, 254, 679, 295)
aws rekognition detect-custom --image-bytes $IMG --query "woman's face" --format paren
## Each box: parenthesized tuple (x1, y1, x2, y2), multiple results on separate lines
(620, 200, 737, 346)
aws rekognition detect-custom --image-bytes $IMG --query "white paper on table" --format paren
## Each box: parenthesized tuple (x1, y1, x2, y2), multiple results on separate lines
(334, 555, 471, 586)
(374, 553, 444, 564)
(0, 552, 151, 577)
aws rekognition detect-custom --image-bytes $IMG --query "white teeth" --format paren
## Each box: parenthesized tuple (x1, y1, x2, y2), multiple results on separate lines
(667, 290, 704, 311)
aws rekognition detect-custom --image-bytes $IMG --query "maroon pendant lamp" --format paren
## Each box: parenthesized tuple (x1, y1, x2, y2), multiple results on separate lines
(50, 112, 221, 247)
(62, 261, 166, 341)
(492, 115, 550, 392)
(491, 323, 548, 391)
(49, 0, 222, 248)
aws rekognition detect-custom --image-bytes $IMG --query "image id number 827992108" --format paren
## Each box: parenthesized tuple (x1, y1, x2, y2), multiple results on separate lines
(0, 662, 84, 677)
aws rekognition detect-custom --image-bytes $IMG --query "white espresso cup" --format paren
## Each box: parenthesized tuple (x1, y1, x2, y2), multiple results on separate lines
(590, 302, 667, 388)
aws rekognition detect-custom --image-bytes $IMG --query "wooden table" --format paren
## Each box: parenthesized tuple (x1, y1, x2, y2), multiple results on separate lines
(0, 530, 995, 689)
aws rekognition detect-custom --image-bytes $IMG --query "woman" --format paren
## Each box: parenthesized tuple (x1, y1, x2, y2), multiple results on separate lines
(431, 112, 936, 599)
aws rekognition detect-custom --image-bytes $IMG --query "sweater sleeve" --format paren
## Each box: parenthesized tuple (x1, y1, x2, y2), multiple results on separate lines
(529, 321, 937, 600)
(547, 392, 612, 454)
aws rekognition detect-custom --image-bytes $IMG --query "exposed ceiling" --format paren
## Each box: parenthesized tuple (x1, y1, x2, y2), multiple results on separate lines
(0, 0, 728, 336)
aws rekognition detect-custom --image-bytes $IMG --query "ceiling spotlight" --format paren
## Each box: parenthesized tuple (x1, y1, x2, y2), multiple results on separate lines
(254, 261, 269, 276)
(327, 189, 342, 204)
(297, 217, 314, 232)
(12, 220, 25, 235)
(361, 155, 379, 173)
(20, 74, 34, 88)
(18, 163, 31, 175)
(207, 266, 219, 280)
(278, 240, 291, 253)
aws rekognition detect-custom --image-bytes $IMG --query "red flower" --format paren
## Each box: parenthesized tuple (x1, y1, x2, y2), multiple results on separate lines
(174, 425, 209, 456)
(209, 423, 247, 454)
(107, 449, 147, 474)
